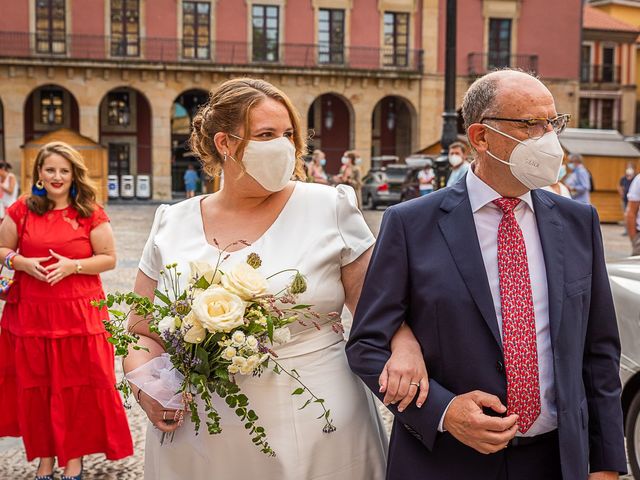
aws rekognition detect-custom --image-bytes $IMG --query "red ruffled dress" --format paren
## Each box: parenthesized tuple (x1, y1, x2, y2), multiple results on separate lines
(0, 198, 133, 466)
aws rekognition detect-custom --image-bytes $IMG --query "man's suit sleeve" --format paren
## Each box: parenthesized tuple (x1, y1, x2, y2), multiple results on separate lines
(583, 206, 627, 473)
(345, 207, 455, 451)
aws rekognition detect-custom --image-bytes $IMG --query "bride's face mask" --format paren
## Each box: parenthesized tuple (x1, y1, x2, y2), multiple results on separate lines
(227, 134, 296, 192)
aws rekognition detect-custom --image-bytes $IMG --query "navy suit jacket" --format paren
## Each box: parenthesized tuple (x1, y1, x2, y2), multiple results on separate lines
(346, 178, 627, 480)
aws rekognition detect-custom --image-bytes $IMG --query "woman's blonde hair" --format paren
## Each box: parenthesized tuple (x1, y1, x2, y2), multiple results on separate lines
(28, 141, 98, 217)
(189, 78, 307, 179)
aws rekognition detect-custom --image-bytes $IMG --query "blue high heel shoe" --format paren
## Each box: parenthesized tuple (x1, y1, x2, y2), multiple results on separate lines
(35, 459, 55, 480)
(61, 459, 82, 480)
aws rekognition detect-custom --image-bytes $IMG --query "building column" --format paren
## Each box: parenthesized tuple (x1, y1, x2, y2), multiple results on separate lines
(353, 102, 373, 173)
(149, 97, 173, 201)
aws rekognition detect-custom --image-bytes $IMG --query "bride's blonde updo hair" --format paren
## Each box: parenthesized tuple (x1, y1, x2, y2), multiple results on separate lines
(190, 78, 307, 179)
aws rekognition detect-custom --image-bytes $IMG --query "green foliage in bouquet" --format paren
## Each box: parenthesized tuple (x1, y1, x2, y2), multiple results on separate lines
(96, 243, 342, 456)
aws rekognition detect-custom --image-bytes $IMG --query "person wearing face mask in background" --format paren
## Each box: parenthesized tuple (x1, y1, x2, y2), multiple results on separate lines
(564, 153, 592, 204)
(351, 152, 363, 208)
(618, 165, 636, 221)
(445, 141, 470, 187)
(126, 78, 429, 480)
(347, 69, 625, 480)
(541, 163, 571, 198)
(333, 151, 356, 186)
(308, 149, 329, 184)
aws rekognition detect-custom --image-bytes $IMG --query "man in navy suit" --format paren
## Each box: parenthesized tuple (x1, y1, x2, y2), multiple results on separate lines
(346, 70, 627, 479)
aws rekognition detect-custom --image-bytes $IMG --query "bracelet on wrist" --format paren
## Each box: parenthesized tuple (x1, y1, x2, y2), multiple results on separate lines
(4, 251, 17, 270)
(75, 260, 83, 274)
(136, 388, 143, 403)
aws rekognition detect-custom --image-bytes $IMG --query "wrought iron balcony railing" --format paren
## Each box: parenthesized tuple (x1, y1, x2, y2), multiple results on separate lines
(467, 52, 539, 76)
(580, 63, 621, 84)
(0, 32, 423, 73)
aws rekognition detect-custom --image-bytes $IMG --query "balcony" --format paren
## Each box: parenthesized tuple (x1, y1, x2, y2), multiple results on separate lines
(467, 52, 538, 76)
(580, 63, 621, 84)
(0, 31, 423, 75)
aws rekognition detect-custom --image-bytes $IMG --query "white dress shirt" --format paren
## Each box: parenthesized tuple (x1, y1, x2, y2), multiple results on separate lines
(438, 168, 557, 436)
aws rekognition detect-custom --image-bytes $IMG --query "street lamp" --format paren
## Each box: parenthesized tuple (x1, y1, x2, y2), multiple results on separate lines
(434, 0, 458, 190)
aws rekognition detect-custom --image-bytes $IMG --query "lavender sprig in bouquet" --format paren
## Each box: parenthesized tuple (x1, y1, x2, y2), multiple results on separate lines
(97, 242, 342, 456)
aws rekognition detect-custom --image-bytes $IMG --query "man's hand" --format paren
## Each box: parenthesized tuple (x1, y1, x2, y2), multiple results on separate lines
(588, 472, 618, 480)
(443, 390, 518, 454)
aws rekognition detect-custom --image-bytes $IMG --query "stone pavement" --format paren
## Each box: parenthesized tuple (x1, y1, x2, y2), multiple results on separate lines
(0, 203, 635, 478)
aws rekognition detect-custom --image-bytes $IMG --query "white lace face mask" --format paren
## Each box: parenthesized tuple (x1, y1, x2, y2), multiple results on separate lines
(484, 124, 564, 190)
(229, 135, 296, 192)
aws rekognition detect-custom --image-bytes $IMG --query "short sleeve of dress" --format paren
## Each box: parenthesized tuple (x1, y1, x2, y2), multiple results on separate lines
(628, 176, 640, 202)
(335, 184, 375, 266)
(90, 205, 110, 230)
(7, 197, 27, 227)
(138, 204, 169, 281)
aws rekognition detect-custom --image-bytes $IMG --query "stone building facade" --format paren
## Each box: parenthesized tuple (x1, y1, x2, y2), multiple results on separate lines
(0, 0, 582, 200)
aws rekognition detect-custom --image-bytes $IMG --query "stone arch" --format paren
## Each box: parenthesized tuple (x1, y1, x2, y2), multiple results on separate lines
(171, 88, 209, 194)
(371, 94, 418, 162)
(98, 86, 153, 190)
(306, 92, 355, 174)
(23, 84, 80, 144)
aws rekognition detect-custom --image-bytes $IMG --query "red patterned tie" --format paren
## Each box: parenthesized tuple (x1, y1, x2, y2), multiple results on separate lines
(493, 197, 541, 434)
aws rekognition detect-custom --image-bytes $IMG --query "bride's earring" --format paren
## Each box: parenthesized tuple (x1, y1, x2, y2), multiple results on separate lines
(223, 152, 227, 162)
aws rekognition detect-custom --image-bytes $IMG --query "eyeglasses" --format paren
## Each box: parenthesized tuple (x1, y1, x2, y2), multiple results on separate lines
(480, 113, 571, 139)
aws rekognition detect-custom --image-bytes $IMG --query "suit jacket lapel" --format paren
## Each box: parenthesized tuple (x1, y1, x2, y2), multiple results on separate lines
(532, 189, 564, 346)
(438, 180, 502, 349)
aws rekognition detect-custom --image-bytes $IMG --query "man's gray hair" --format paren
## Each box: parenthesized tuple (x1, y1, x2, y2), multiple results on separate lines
(568, 153, 583, 163)
(461, 76, 500, 131)
(461, 69, 540, 132)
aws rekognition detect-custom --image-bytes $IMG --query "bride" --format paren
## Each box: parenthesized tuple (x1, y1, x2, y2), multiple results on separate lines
(124, 78, 427, 479)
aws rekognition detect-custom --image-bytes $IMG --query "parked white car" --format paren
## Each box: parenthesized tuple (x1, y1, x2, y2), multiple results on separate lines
(608, 256, 640, 478)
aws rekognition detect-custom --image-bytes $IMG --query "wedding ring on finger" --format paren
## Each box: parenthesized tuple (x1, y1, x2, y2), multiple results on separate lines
(409, 382, 420, 388)
(162, 410, 168, 421)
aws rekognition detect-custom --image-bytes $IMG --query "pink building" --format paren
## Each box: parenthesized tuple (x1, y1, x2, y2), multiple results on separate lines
(0, 0, 581, 200)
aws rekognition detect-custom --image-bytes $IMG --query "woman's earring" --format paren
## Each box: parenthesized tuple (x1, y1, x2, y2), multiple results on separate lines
(32, 180, 46, 197)
(223, 152, 228, 162)
(70, 182, 78, 199)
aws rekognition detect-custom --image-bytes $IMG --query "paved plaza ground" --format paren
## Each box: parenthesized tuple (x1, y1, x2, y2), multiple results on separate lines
(0, 201, 636, 478)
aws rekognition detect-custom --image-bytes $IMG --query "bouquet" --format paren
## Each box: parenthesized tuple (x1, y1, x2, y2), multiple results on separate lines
(98, 241, 342, 456)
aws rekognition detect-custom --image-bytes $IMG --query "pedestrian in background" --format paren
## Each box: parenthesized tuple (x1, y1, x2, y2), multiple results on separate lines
(564, 153, 591, 204)
(308, 149, 329, 184)
(333, 152, 365, 205)
(184, 163, 199, 198)
(0, 162, 18, 211)
(618, 165, 635, 215)
(445, 141, 470, 187)
(625, 172, 640, 255)
(0, 142, 133, 479)
(417, 159, 435, 196)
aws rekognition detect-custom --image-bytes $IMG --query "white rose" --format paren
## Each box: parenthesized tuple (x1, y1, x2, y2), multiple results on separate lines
(273, 327, 292, 345)
(228, 364, 240, 375)
(222, 346, 236, 360)
(189, 261, 222, 285)
(221, 262, 268, 300)
(192, 286, 246, 333)
(232, 356, 247, 367)
(181, 311, 207, 344)
(239, 364, 254, 375)
(246, 335, 259, 351)
(158, 316, 178, 334)
(231, 330, 246, 346)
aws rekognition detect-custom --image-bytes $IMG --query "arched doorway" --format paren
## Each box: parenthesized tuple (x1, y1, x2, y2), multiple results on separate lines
(171, 89, 208, 195)
(307, 93, 353, 174)
(24, 84, 80, 143)
(371, 96, 415, 161)
(99, 87, 152, 187)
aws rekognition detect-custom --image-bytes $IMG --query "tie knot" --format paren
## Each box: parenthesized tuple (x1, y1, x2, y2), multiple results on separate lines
(493, 197, 521, 214)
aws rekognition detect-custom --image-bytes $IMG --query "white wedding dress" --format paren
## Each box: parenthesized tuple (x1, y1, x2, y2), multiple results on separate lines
(138, 182, 387, 479)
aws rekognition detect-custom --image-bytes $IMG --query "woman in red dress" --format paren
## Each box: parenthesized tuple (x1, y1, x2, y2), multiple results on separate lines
(0, 141, 133, 479)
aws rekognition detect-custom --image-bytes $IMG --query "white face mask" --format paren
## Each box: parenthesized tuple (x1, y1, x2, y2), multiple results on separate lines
(341, 156, 350, 165)
(626, 168, 635, 176)
(484, 124, 564, 190)
(355, 157, 362, 166)
(449, 154, 463, 167)
(229, 135, 296, 192)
